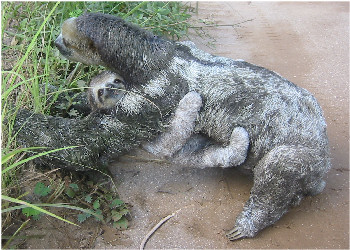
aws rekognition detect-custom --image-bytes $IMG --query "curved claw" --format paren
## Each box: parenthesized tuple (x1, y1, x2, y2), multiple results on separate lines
(226, 227, 245, 241)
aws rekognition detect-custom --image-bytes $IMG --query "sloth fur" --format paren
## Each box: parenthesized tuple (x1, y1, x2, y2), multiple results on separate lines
(87, 71, 250, 167)
(53, 13, 332, 240)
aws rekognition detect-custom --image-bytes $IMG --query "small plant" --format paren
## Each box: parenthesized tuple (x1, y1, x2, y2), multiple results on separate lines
(77, 186, 130, 230)
(19, 175, 130, 230)
(68, 180, 130, 230)
(21, 182, 52, 220)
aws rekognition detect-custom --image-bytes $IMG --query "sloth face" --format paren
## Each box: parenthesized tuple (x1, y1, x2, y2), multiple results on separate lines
(55, 17, 104, 65)
(88, 71, 126, 110)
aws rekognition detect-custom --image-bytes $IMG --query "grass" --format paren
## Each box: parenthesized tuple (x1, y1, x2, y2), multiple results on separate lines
(1, 1, 193, 247)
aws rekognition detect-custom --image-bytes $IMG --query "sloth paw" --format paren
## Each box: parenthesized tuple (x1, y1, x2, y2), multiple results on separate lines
(226, 226, 246, 241)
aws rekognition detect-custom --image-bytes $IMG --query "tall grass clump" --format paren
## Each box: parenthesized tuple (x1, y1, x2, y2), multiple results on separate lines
(1, 1, 192, 247)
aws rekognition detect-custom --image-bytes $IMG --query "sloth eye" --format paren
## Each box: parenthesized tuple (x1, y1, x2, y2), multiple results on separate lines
(114, 79, 123, 84)
(97, 89, 104, 97)
(63, 38, 70, 47)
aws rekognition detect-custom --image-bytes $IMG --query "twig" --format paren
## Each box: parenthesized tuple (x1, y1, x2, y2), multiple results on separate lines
(65, 62, 81, 86)
(123, 155, 170, 164)
(139, 212, 176, 250)
(190, 19, 254, 29)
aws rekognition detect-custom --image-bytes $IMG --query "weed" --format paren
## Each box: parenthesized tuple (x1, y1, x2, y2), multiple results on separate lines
(18, 175, 129, 229)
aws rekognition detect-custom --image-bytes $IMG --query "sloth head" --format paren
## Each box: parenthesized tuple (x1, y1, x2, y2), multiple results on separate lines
(55, 17, 104, 65)
(88, 71, 126, 111)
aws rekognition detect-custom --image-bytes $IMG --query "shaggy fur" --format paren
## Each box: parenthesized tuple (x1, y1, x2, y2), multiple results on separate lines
(88, 71, 250, 167)
(141, 90, 205, 157)
(55, 13, 331, 241)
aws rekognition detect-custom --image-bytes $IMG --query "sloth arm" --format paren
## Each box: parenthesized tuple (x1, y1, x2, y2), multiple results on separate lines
(12, 101, 163, 171)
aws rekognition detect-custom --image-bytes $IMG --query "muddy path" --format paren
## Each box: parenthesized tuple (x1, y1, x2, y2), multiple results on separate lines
(23, 2, 349, 249)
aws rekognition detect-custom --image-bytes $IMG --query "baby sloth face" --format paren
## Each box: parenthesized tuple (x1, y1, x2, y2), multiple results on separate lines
(88, 71, 126, 111)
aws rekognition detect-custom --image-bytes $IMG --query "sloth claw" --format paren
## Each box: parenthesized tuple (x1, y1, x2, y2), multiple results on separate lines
(226, 227, 245, 241)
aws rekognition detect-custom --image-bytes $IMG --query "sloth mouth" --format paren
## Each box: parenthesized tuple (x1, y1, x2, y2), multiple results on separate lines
(54, 34, 72, 57)
(97, 82, 125, 108)
(105, 83, 124, 97)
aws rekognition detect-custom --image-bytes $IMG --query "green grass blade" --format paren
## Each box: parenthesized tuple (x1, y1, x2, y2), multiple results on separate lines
(1, 72, 48, 102)
(4, 1, 60, 84)
(123, 1, 148, 19)
(2, 203, 104, 221)
(1, 195, 79, 226)
(1, 146, 46, 165)
(1, 146, 79, 174)
(2, 218, 30, 249)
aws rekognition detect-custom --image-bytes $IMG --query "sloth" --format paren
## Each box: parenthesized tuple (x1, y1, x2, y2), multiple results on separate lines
(55, 13, 331, 241)
(88, 71, 249, 167)
(88, 70, 126, 112)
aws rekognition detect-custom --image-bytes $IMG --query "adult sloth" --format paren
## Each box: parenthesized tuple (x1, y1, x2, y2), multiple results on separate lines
(55, 13, 330, 241)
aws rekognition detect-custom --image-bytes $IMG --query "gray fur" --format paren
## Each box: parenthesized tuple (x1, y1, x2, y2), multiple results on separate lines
(142, 91, 204, 157)
(55, 13, 331, 240)
(173, 127, 249, 169)
(89, 74, 250, 166)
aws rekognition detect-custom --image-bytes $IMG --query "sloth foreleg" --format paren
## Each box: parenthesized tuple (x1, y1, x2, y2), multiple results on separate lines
(143, 91, 202, 157)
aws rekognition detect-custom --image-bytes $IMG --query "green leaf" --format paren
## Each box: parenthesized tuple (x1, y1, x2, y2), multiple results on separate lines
(85, 194, 92, 203)
(110, 199, 124, 208)
(68, 108, 78, 117)
(69, 183, 79, 191)
(119, 208, 129, 216)
(77, 213, 91, 223)
(93, 199, 100, 210)
(113, 217, 128, 230)
(65, 188, 75, 198)
(34, 182, 51, 197)
(111, 210, 123, 222)
(22, 207, 41, 217)
(104, 194, 113, 201)
(94, 209, 103, 221)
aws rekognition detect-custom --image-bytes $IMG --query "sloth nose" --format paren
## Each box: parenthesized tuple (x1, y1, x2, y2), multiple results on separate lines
(54, 34, 62, 49)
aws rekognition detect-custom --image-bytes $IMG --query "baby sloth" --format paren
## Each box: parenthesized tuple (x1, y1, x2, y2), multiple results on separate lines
(88, 71, 250, 169)
(88, 71, 126, 112)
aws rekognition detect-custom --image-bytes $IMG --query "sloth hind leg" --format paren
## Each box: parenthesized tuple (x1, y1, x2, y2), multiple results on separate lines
(227, 145, 328, 241)
(174, 127, 249, 168)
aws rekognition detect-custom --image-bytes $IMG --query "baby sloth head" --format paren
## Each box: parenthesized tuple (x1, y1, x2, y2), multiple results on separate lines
(88, 71, 126, 111)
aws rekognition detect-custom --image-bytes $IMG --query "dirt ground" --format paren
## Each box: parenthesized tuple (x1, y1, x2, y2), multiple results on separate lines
(23, 2, 349, 249)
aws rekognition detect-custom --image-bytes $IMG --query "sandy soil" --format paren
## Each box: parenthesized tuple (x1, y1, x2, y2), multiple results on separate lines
(22, 2, 349, 249)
